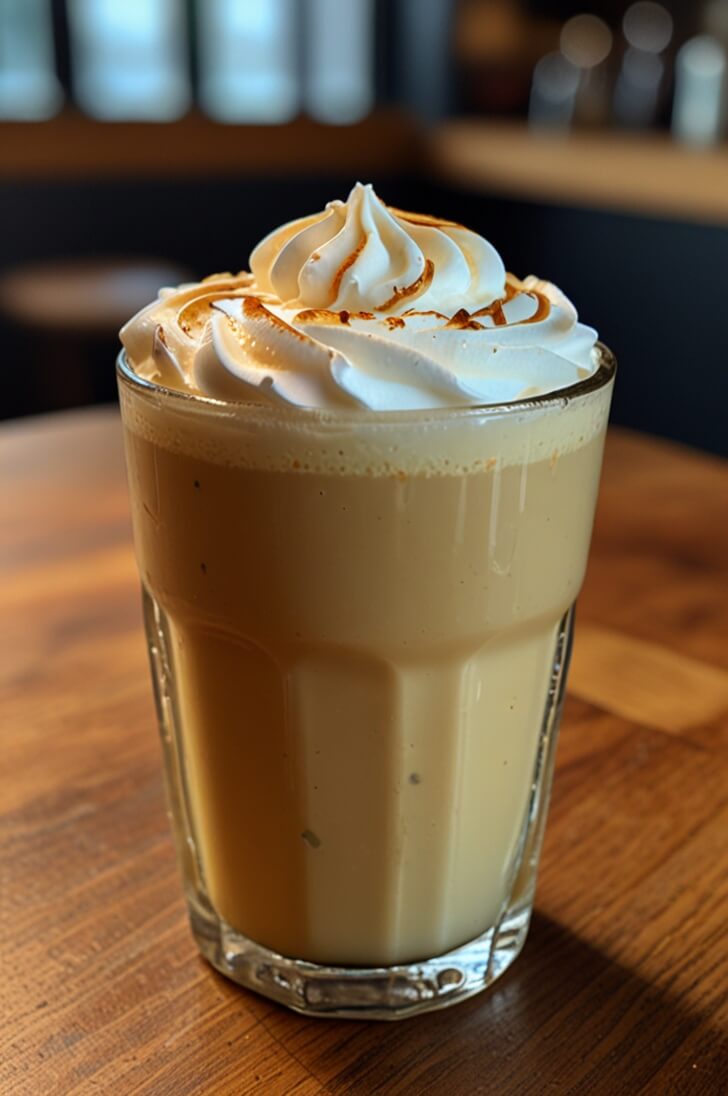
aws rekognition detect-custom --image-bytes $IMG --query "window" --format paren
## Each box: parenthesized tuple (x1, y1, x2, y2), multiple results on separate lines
(0, 0, 63, 120)
(305, 0, 374, 124)
(66, 0, 191, 121)
(197, 0, 299, 123)
(0, 0, 382, 124)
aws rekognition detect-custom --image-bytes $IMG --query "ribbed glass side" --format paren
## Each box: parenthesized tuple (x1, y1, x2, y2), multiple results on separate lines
(143, 586, 573, 1020)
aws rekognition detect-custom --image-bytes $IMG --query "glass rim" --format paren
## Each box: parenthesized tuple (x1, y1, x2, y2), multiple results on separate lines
(116, 342, 616, 425)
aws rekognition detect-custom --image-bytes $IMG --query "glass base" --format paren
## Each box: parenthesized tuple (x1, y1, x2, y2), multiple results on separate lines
(187, 893, 532, 1020)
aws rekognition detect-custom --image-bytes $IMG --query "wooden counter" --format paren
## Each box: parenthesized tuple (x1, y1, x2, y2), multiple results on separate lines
(1, 409, 726, 1094)
(5, 111, 728, 229)
(0, 109, 420, 180)
(430, 119, 728, 226)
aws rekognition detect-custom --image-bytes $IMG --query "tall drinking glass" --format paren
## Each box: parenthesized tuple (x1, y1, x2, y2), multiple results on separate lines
(117, 345, 615, 1019)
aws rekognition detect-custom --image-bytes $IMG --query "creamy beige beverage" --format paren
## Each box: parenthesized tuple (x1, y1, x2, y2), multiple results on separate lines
(120, 382, 609, 966)
(119, 184, 614, 1003)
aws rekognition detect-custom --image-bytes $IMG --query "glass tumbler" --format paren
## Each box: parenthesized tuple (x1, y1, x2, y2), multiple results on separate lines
(117, 346, 615, 1019)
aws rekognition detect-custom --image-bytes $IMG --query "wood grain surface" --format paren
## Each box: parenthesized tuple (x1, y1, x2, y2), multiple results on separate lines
(1, 409, 726, 1095)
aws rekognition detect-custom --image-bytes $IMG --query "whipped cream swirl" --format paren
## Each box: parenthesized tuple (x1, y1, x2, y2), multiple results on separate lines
(121, 183, 599, 410)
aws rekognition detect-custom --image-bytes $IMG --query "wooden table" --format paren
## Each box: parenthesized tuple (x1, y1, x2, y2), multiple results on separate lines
(1, 409, 726, 1095)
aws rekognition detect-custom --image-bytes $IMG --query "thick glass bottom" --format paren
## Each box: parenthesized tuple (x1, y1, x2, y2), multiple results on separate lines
(187, 892, 532, 1020)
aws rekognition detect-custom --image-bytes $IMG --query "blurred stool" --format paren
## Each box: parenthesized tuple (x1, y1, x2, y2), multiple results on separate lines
(0, 258, 190, 417)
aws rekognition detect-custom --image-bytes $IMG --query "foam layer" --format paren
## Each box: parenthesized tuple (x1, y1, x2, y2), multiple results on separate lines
(118, 349, 615, 477)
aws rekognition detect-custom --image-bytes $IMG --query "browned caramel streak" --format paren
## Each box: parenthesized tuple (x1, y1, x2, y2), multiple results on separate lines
(387, 205, 465, 230)
(470, 285, 550, 327)
(178, 291, 251, 336)
(178, 297, 215, 336)
(385, 316, 406, 329)
(331, 239, 365, 300)
(520, 291, 551, 324)
(402, 308, 448, 319)
(445, 309, 484, 331)
(470, 300, 506, 324)
(469, 283, 518, 320)
(377, 259, 435, 312)
(201, 271, 254, 286)
(293, 308, 375, 324)
(242, 296, 309, 341)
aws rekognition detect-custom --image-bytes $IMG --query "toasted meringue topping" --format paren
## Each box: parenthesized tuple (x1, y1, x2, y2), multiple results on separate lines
(250, 183, 506, 315)
(120, 183, 599, 411)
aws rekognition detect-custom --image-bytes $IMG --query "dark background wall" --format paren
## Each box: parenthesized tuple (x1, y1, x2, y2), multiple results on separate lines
(1, 174, 725, 456)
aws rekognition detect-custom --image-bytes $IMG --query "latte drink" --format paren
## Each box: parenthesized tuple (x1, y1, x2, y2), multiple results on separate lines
(119, 183, 614, 1016)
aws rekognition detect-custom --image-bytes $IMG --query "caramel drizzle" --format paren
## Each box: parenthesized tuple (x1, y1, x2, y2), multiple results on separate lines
(377, 259, 435, 312)
(293, 309, 405, 331)
(445, 309, 484, 331)
(520, 291, 551, 324)
(201, 271, 253, 286)
(178, 290, 251, 337)
(294, 308, 375, 325)
(387, 205, 465, 230)
(475, 300, 507, 326)
(176, 271, 551, 342)
(241, 296, 309, 342)
(445, 282, 519, 330)
(470, 282, 551, 327)
(330, 239, 365, 300)
(402, 308, 448, 319)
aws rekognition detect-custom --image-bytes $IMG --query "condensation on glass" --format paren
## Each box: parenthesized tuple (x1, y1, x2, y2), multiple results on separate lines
(66, 0, 191, 121)
(0, 0, 63, 120)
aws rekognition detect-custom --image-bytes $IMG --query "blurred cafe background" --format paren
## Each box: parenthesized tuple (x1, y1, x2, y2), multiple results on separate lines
(0, 0, 726, 454)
